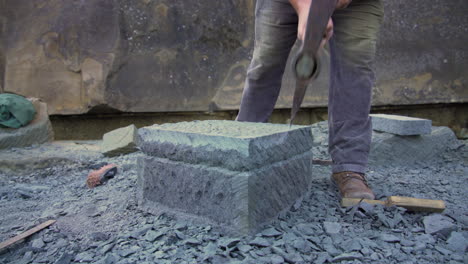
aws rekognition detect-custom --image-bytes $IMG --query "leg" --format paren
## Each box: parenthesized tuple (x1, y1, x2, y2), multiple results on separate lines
(236, 0, 298, 122)
(328, 0, 384, 174)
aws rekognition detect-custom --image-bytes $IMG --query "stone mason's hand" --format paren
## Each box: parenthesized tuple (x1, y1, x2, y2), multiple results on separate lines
(290, 0, 352, 46)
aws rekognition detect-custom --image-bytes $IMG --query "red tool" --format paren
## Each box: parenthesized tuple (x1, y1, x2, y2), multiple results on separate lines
(86, 164, 118, 188)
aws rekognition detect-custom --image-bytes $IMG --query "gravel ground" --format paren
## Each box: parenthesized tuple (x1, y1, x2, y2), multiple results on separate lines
(0, 122, 466, 264)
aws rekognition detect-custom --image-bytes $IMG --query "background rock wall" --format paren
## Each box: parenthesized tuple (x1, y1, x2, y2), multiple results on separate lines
(372, 0, 467, 106)
(0, 0, 5, 93)
(1, 0, 467, 115)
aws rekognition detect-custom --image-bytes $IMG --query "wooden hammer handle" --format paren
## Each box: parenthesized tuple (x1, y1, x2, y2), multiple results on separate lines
(341, 196, 445, 213)
(386, 196, 445, 213)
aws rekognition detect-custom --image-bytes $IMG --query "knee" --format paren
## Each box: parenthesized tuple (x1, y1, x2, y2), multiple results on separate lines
(247, 46, 289, 81)
(336, 38, 378, 69)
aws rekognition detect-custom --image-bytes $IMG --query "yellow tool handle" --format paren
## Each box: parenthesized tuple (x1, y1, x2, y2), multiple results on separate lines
(386, 196, 445, 213)
(341, 196, 445, 213)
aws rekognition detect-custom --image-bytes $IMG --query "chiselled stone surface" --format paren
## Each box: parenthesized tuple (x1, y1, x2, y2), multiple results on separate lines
(101, 124, 139, 157)
(370, 114, 432, 136)
(137, 120, 313, 234)
(0, 99, 54, 149)
(138, 120, 312, 171)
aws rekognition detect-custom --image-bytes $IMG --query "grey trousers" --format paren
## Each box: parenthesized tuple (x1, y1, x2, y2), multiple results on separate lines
(236, 0, 384, 174)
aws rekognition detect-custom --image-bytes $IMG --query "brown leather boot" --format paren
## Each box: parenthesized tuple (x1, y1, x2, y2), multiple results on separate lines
(331, 172, 375, 200)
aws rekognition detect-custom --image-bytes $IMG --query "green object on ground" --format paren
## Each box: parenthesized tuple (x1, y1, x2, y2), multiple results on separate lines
(0, 94, 36, 128)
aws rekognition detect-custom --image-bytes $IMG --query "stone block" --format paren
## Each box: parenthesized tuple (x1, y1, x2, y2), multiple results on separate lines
(101, 124, 139, 157)
(138, 120, 312, 171)
(0, 99, 54, 150)
(137, 120, 313, 234)
(369, 126, 461, 166)
(370, 114, 432, 136)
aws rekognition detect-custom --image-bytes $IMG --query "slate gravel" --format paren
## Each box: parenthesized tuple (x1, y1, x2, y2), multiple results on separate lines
(0, 122, 467, 264)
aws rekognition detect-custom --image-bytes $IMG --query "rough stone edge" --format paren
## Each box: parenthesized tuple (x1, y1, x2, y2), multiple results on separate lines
(137, 155, 251, 233)
(136, 157, 240, 235)
(138, 123, 312, 171)
(247, 151, 312, 230)
(136, 151, 313, 235)
(371, 114, 432, 136)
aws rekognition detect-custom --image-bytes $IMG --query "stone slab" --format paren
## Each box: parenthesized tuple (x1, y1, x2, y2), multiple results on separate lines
(370, 114, 432, 136)
(446, 232, 468, 253)
(0, 141, 102, 175)
(101, 124, 139, 157)
(137, 151, 312, 234)
(0, 99, 54, 150)
(369, 126, 462, 166)
(423, 214, 456, 238)
(138, 120, 312, 171)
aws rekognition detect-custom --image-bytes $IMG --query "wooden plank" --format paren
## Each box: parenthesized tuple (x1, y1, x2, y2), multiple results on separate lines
(0, 220, 56, 251)
(387, 196, 445, 213)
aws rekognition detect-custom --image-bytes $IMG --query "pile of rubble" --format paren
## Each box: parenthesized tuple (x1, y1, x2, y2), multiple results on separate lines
(0, 115, 466, 264)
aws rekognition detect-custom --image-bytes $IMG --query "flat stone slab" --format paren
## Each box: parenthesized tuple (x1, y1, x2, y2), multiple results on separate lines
(138, 120, 312, 171)
(101, 124, 139, 157)
(371, 114, 432, 136)
(137, 120, 313, 234)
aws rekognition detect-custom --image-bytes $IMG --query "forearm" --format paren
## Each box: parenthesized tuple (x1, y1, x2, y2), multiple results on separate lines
(289, 0, 350, 41)
(289, 0, 310, 14)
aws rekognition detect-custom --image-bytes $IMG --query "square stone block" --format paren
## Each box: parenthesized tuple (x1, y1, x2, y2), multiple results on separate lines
(137, 120, 313, 233)
(371, 114, 432, 136)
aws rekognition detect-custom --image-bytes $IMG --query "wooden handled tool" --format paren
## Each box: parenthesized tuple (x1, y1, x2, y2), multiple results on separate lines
(341, 196, 445, 213)
(0, 220, 56, 251)
(290, 0, 337, 124)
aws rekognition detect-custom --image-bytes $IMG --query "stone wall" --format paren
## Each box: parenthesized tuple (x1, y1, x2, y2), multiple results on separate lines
(0, 0, 5, 93)
(2, 0, 467, 115)
(373, 0, 468, 106)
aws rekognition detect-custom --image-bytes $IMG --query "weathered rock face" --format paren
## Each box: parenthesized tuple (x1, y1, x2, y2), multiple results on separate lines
(108, 1, 254, 113)
(3, 0, 121, 114)
(1, 0, 467, 114)
(2, 0, 254, 114)
(0, 0, 6, 93)
(373, 0, 468, 106)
